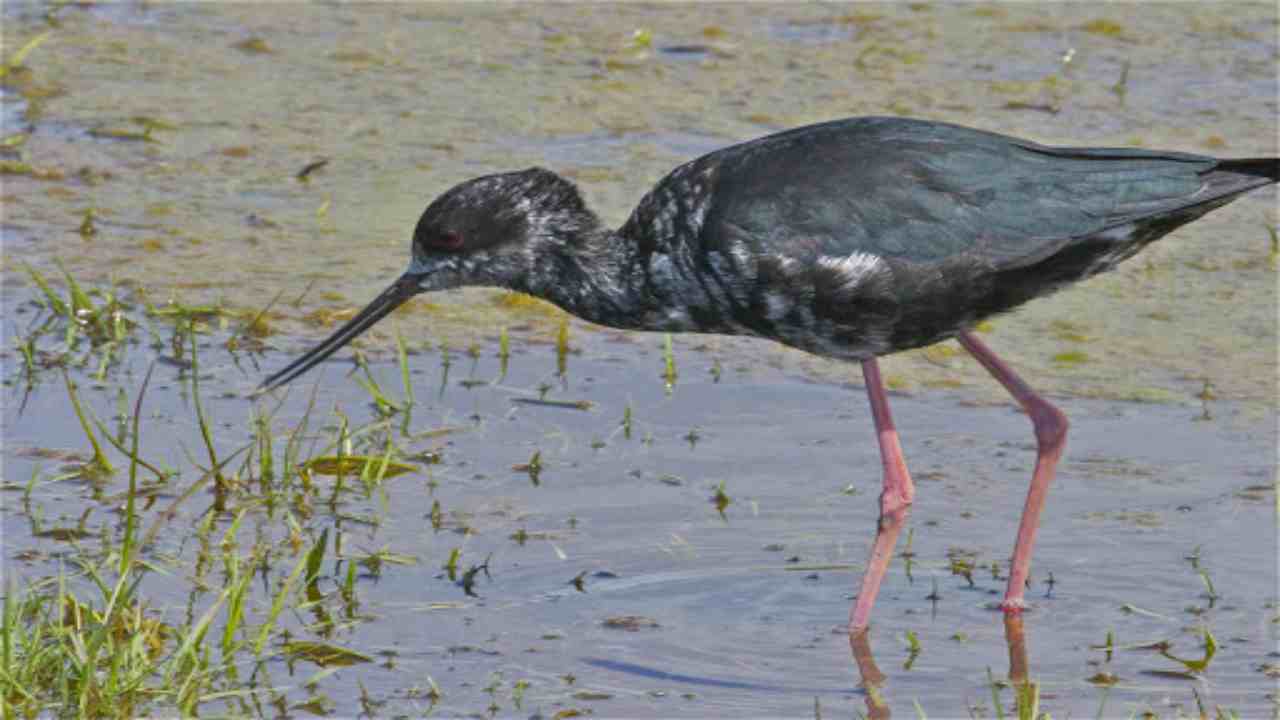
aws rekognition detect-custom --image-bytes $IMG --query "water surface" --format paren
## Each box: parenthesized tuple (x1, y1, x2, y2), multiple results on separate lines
(2, 2, 1276, 716)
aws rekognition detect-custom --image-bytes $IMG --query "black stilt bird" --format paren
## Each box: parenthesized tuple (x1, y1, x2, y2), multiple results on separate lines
(261, 117, 1278, 631)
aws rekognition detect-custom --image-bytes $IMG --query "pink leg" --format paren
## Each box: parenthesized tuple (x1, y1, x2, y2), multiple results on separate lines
(849, 357, 915, 632)
(956, 331, 1069, 612)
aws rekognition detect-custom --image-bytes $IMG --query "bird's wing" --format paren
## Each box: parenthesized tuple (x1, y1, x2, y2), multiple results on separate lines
(694, 117, 1222, 270)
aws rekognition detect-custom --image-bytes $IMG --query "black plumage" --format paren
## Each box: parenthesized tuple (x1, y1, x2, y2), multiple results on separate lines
(262, 116, 1276, 389)
(259, 116, 1276, 632)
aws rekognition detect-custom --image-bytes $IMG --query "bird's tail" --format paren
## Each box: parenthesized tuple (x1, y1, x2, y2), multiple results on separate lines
(1198, 157, 1278, 206)
(1216, 157, 1279, 182)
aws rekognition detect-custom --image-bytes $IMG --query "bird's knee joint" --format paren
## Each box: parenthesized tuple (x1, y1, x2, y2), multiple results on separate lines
(879, 486, 913, 521)
(1031, 404, 1068, 450)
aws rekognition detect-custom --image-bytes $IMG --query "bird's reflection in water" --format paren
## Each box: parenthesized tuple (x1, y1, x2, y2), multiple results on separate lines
(849, 615, 1036, 718)
(849, 629, 890, 719)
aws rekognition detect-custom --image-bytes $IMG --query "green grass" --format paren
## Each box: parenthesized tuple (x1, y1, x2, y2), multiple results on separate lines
(1, 364, 333, 718)
(2, 265, 449, 717)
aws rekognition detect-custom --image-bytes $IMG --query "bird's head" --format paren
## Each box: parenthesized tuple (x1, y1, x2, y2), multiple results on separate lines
(409, 167, 595, 292)
(259, 167, 596, 392)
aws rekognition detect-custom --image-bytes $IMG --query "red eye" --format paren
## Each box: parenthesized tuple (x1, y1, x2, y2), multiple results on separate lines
(438, 231, 464, 250)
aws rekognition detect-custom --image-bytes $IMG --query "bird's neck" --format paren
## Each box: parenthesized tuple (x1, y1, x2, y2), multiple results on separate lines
(513, 226, 650, 330)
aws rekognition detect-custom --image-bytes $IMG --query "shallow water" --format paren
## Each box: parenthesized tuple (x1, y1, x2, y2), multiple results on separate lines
(2, 2, 1277, 717)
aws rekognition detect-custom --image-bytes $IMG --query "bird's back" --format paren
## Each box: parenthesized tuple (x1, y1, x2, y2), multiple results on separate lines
(617, 117, 1275, 357)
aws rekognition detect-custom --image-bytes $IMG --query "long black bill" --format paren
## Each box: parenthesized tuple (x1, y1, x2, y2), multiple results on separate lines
(257, 273, 423, 393)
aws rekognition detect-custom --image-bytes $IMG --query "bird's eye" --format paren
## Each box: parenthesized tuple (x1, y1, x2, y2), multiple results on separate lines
(435, 231, 464, 251)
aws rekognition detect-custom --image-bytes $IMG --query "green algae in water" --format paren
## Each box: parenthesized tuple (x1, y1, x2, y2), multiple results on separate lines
(0, 30, 50, 79)
(712, 480, 731, 518)
(281, 641, 373, 667)
(1051, 351, 1090, 366)
(0, 159, 63, 180)
(1080, 18, 1127, 37)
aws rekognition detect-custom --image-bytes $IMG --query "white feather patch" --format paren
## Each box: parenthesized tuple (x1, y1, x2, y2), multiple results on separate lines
(815, 251, 885, 297)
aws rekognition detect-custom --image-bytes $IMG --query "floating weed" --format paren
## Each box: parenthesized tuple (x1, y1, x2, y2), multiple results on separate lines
(303, 527, 330, 589)
(513, 451, 543, 486)
(23, 262, 69, 316)
(88, 123, 158, 143)
(1196, 378, 1215, 421)
(355, 546, 417, 578)
(354, 353, 404, 417)
(0, 30, 51, 80)
(1087, 670, 1119, 686)
(438, 343, 452, 397)
(512, 679, 530, 710)
(601, 615, 659, 631)
(304, 455, 416, 480)
(1081, 18, 1127, 38)
(948, 556, 975, 587)
(0, 159, 63, 179)
(556, 319, 570, 375)
(925, 577, 940, 608)
(1051, 350, 1090, 366)
(1198, 568, 1218, 606)
(459, 556, 491, 598)
(15, 334, 38, 385)
(621, 404, 633, 439)
(712, 480, 731, 518)
(497, 326, 510, 378)
(1111, 59, 1130, 105)
(1048, 318, 1092, 343)
(77, 207, 97, 238)
(662, 333, 677, 391)
(922, 342, 958, 366)
(1117, 603, 1171, 620)
(295, 157, 329, 181)
(225, 287, 283, 352)
(282, 641, 373, 668)
(442, 547, 463, 582)
(903, 629, 921, 670)
(684, 427, 701, 448)
(62, 370, 114, 478)
(511, 397, 592, 411)
(1159, 627, 1218, 675)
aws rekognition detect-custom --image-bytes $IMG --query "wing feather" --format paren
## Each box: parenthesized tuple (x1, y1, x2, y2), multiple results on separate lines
(694, 118, 1222, 270)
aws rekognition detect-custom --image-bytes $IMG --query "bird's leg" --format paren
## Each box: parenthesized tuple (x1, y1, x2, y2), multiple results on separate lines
(849, 630, 890, 719)
(956, 331, 1069, 612)
(849, 357, 915, 632)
